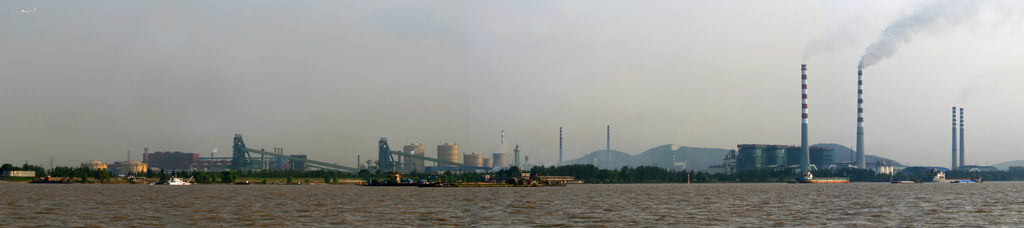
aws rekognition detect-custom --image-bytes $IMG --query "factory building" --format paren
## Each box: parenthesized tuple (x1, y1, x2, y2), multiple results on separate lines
(289, 155, 308, 171)
(403, 143, 425, 172)
(764, 145, 788, 167)
(483, 158, 492, 168)
(146, 151, 200, 171)
(737, 144, 767, 171)
(437, 143, 459, 167)
(81, 160, 108, 170)
(734, 144, 834, 172)
(118, 161, 147, 175)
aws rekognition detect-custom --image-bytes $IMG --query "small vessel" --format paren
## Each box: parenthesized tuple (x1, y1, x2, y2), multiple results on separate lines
(795, 172, 849, 183)
(29, 176, 73, 184)
(361, 171, 422, 186)
(922, 169, 946, 183)
(418, 177, 568, 187)
(154, 176, 193, 185)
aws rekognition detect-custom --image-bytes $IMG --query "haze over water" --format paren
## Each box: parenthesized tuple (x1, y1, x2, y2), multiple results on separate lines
(2, 183, 1022, 227)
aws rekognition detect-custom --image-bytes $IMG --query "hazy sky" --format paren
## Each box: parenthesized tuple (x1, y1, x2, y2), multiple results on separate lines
(3, 1, 1023, 169)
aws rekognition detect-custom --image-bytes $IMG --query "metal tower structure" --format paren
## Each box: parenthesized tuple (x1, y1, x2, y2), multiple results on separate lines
(231, 134, 252, 170)
(378, 138, 398, 171)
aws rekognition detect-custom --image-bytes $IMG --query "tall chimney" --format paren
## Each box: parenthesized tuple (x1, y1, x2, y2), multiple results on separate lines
(856, 70, 866, 169)
(501, 130, 504, 145)
(960, 108, 965, 168)
(952, 107, 958, 169)
(606, 125, 610, 169)
(801, 64, 810, 172)
(559, 127, 563, 166)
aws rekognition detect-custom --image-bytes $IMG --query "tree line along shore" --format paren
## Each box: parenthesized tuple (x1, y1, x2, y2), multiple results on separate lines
(4, 163, 1023, 184)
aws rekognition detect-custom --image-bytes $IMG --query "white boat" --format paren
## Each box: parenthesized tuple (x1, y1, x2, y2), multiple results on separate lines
(167, 177, 191, 185)
(152, 176, 193, 185)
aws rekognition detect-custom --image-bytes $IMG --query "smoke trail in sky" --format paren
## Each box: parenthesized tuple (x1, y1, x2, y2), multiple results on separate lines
(858, 1, 995, 70)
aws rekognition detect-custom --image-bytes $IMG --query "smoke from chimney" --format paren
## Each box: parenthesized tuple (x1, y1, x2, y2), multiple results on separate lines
(858, 0, 1016, 70)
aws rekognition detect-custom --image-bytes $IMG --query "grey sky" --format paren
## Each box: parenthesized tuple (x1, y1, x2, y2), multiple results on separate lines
(2, 1, 1023, 168)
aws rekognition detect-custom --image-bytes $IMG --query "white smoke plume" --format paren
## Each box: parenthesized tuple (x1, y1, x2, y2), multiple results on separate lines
(858, 0, 1014, 70)
(17, 8, 37, 14)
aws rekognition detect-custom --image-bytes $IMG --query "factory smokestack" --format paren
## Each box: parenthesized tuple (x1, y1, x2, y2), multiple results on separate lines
(501, 130, 504, 145)
(559, 127, 563, 166)
(801, 64, 810, 172)
(856, 70, 865, 169)
(952, 107, 958, 170)
(606, 125, 610, 168)
(960, 108, 965, 168)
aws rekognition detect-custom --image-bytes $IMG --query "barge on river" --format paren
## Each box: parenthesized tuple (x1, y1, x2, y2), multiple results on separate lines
(794, 172, 849, 184)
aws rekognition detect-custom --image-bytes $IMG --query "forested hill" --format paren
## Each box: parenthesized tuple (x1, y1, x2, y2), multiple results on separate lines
(563, 144, 729, 171)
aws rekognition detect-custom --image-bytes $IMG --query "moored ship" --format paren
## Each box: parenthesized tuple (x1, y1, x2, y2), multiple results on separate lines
(795, 172, 849, 183)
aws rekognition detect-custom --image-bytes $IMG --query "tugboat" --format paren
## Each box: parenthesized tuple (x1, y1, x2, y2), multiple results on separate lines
(794, 172, 849, 183)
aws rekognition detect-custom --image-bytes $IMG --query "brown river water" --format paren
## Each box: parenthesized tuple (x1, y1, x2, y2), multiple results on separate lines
(2, 182, 1024, 227)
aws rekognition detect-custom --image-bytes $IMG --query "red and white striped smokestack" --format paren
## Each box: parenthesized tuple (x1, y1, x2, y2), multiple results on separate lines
(952, 107, 957, 170)
(800, 64, 810, 172)
(960, 108, 964, 168)
(856, 70, 865, 169)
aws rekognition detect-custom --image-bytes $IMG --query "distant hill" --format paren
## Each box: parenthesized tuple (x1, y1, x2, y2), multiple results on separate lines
(563, 144, 730, 171)
(991, 160, 1024, 170)
(813, 143, 905, 167)
(563, 143, 904, 171)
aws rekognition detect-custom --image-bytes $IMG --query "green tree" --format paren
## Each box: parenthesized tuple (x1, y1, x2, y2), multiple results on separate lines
(158, 172, 170, 183)
(287, 176, 293, 184)
(262, 179, 268, 184)
(80, 173, 89, 183)
(324, 174, 332, 184)
(220, 171, 237, 183)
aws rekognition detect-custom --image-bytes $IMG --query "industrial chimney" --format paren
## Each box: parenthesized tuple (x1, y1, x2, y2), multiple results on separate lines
(559, 127, 563, 166)
(960, 108, 965, 168)
(800, 64, 810, 172)
(606, 125, 610, 168)
(856, 70, 866, 169)
(952, 107, 958, 170)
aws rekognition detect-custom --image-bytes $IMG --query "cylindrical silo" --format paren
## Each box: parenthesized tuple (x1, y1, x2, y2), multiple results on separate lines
(119, 161, 147, 175)
(81, 160, 108, 170)
(437, 143, 459, 167)
(483, 158, 492, 168)
(464, 153, 483, 167)
(403, 143, 425, 172)
(492, 153, 507, 168)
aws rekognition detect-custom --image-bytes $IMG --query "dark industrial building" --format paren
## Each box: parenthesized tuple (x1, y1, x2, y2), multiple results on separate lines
(736, 144, 834, 172)
(289, 155, 308, 171)
(146, 151, 200, 171)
